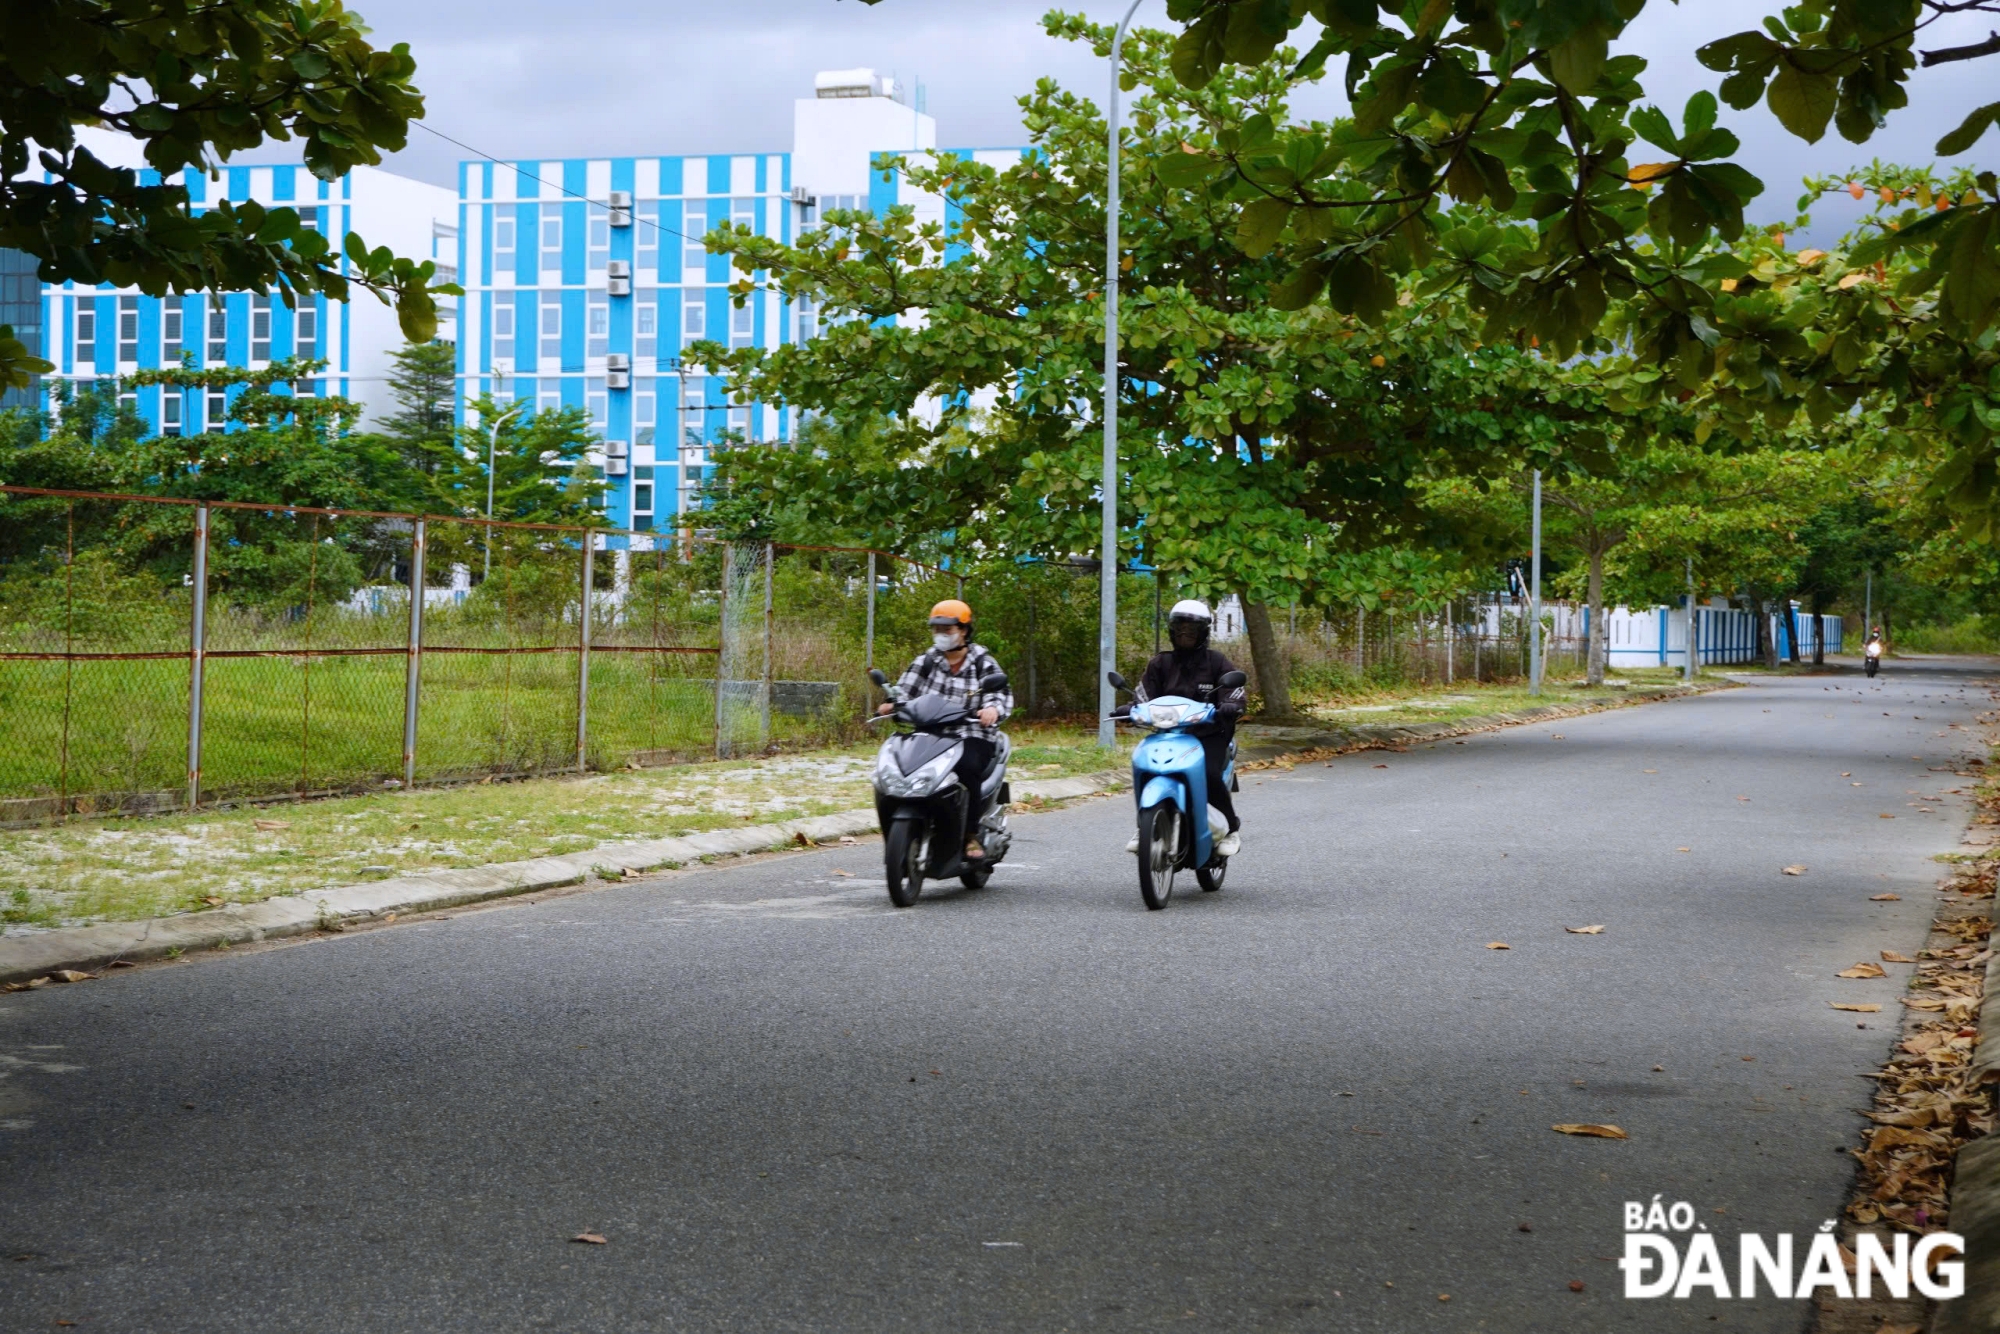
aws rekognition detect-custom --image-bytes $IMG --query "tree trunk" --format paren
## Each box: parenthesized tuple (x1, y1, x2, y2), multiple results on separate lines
(1241, 600, 1296, 721)
(1785, 600, 1801, 664)
(1756, 595, 1779, 668)
(1811, 594, 1826, 668)
(1586, 548, 1607, 686)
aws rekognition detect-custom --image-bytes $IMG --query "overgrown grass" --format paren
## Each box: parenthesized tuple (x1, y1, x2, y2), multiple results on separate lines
(1291, 666, 1688, 728)
(0, 719, 1127, 931)
(1894, 618, 2000, 655)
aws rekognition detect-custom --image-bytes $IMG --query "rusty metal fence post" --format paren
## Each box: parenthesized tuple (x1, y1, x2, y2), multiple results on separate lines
(402, 519, 426, 788)
(577, 536, 594, 772)
(865, 550, 876, 673)
(185, 504, 210, 811)
(760, 541, 773, 748)
(713, 542, 727, 761)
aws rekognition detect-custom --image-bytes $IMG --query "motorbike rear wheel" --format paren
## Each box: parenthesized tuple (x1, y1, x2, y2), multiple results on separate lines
(1137, 803, 1179, 911)
(885, 821, 926, 908)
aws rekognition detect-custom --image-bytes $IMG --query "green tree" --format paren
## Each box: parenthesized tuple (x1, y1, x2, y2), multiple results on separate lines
(0, 0, 454, 391)
(377, 339, 459, 478)
(422, 393, 607, 573)
(702, 18, 1606, 717)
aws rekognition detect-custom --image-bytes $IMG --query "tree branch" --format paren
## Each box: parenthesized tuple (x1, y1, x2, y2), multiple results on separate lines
(1920, 30, 2000, 64)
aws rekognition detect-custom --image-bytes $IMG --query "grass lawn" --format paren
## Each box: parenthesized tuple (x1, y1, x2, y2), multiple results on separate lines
(0, 720, 1125, 932)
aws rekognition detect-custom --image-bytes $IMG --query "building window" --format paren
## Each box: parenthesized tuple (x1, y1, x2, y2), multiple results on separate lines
(292, 378, 317, 397)
(74, 301, 95, 366)
(163, 304, 183, 365)
(683, 297, 705, 346)
(207, 300, 227, 364)
(540, 292, 561, 360)
(537, 381, 562, 417)
(587, 290, 609, 358)
(494, 214, 515, 273)
(586, 377, 607, 428)
(681, 201, 707, 272)
(635, 294, 657, 360)
(634, 481, 653, 513)
(251, 294, 271, 362)
(299, 207, 321, 234)
(728, 406, 752, 439)
(540, 208, 562, 272)
(118, 389, 137, 416)
(588, 215, 609, 271)
(492, 303, 514, 362)
(730, 299, 753, 348)
(206, 386, 227, 431)
(636, 202, 659, 274)
(162, 391, 182, 436)
(795, 296, 816, 344)
(297, 303, 317, 363)
(635, 378, 655, 426)
(118, 295, 138, 364)
(731, 197, 755, 235)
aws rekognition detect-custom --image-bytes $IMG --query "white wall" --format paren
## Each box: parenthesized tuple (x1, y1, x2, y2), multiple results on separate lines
(344, 166, 458, 427)
(792, 95, 935, 197)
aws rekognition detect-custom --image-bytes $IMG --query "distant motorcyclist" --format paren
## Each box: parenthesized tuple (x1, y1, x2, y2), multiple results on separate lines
(1123, 600, 1247, 856)
(1865, 626, 1885, 677)
(878, 599, 1013, 858)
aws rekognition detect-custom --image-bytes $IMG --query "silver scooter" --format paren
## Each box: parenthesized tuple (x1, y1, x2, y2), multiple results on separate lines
(866, 667, 1013, 907)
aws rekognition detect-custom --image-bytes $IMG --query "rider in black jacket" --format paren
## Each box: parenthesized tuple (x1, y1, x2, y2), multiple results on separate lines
(1128, 599, 1247, 855)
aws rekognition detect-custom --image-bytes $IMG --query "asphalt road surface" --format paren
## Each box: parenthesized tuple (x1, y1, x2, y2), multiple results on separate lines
(3, 661, 1993, 1332)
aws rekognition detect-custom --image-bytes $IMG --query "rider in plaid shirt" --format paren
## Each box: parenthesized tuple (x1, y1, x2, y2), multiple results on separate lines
(878, 599, 1013, 857)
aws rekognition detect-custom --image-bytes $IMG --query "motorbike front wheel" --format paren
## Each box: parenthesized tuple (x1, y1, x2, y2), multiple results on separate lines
(1866, 658, 1879, 677)
(1197, 856, 1227, 894)
(1137, 803, 1180, 911)
(885, 821, 927, 908)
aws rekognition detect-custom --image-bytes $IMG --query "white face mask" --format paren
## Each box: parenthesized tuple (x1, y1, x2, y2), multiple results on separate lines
(933, 630, 962, 652)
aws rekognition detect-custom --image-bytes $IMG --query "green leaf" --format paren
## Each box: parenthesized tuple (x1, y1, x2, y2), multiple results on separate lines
(1765, 63, 1836, 143)
(1937, 101, 2000, 156)
(1945, 206, 2000, 329)
(1155, 149, 1221, 190)
(1629, 105, 1680, 155)
(290, 51, 332, 80)
(1353, 57, 1421, 135)
(1236, 196, 1292, 258)
(1682, 90, 1719, 139)
(1268, 259, 1330, 309)
(1549, 24, 1608, 94)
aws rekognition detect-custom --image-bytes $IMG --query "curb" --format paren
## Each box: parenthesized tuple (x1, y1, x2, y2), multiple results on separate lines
(0, 681, 1724, 989)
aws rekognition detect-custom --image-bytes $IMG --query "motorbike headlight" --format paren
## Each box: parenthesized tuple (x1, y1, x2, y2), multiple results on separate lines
(879, 748, 958, 799)
(1146, 703, 1186, 728)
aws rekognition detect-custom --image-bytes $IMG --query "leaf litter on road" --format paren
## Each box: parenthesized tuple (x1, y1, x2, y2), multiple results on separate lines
(1838, 963, 1889, 979)
(1552, 1124, 1627, 1139)
(1565, 925, 1605, 935)
(1485, 942, 1511, 950)
(1832, 1003, 1883, 1013)
(571, 1232, 608, 1245)
(1782, 865, 1808, 875)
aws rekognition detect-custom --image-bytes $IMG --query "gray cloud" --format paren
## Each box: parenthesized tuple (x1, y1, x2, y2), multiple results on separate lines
(363, 0, 1993, 239)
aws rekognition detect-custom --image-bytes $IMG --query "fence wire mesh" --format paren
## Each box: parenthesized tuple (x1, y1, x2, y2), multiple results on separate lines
(2, 484, 1597, 825)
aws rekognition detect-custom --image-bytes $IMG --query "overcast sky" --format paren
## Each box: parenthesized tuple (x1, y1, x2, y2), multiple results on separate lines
(365, 0, 1994, 237)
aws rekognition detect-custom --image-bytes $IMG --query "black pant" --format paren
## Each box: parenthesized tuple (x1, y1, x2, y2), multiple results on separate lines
(1201, 730, 1239, 831)
(954, 736, 996, 807)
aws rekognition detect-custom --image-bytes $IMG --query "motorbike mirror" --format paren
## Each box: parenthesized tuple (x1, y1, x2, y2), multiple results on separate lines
(1106, 671, 1129, 692)
(1218, 670, 1247, 688)
(980, 671, 1010, 692)
(867, 668, 889, 688)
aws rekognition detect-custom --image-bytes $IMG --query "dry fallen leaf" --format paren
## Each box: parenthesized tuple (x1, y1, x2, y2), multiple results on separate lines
(384, 913, 396, 923)
(49, 969, 96, 984)
(832, 869, 854, 878)
(1880, 814, 1896, 819)
(1832, 1002, 1883, 1013)
(1372, 763, 1388, 769)
(1486, 942, 1512, 950)
(571, 1232, 608, 1245)
(202, 896, 224, 906)
(1871, 893, 1902, 901)
(1877, 1325, 1922, 1334)
(1568, 1280, 1586, 1292)
(1550, 734, 1565, 740)
(1643, 769, 1657, 774)
(1837, 962, 1889, 979)
(1565, 925, 1606, 935)
(1782, 865, 1807, 876)
(1881, 951, 1916, 964)
(254, 819, 291, 831)
(1676, 847, 1691, 853)
(1552, 1123, 1627, 1139)
(838, 836, 857, 845)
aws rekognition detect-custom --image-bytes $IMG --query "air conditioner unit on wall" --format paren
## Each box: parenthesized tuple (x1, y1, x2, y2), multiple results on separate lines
(606, 370, 630, 389)
(605, 457, 628, 476)
(790, 186, 814, 205)
(608, 190, 632, 227)
(606, 260, 630, 278)
(607, 277, 630, 296)
(606, 353, 630, 371)
(605, 439, 630, 459)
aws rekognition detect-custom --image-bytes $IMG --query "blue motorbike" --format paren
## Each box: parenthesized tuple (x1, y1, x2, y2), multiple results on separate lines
(1107, 669, 1247, 910)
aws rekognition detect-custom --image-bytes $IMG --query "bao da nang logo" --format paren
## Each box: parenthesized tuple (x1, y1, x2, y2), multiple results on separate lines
(1620, 1197, 1964, 1300)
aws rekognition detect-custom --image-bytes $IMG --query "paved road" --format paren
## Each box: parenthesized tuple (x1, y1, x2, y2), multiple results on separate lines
(3, 663, 1992, 1331)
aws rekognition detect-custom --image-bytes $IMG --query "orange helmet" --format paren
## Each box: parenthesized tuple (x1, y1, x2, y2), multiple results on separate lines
(929, 599, 974, 638)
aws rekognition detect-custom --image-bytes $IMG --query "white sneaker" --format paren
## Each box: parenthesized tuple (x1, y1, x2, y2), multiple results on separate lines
(1125, 834, 1141, 854)
(1215, 829, 1241, 858)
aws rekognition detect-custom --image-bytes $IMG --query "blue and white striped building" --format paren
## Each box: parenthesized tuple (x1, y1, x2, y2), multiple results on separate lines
(34, 128, 458, 433)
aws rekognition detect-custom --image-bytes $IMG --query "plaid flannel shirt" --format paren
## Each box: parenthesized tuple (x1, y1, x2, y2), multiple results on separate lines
(895, 643, 1014, 740)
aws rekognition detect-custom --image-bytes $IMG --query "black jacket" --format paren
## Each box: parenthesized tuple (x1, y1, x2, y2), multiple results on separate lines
(1135, 648, 1247, 736)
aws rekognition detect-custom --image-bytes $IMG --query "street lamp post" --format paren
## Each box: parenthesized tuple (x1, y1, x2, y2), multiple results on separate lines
(1528, 468, 1543, 695)
(483, 399, 527, 581)
(1099, 0, 1145, 749)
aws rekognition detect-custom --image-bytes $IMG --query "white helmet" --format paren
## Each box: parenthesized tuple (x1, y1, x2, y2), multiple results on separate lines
(1167, 599, 1212, 649)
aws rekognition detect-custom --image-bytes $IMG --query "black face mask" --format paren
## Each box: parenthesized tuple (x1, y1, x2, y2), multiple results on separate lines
(1168, 620, 1207, 652)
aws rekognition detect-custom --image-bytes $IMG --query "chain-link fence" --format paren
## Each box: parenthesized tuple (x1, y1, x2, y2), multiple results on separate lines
(2, 484, 1595, 824)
